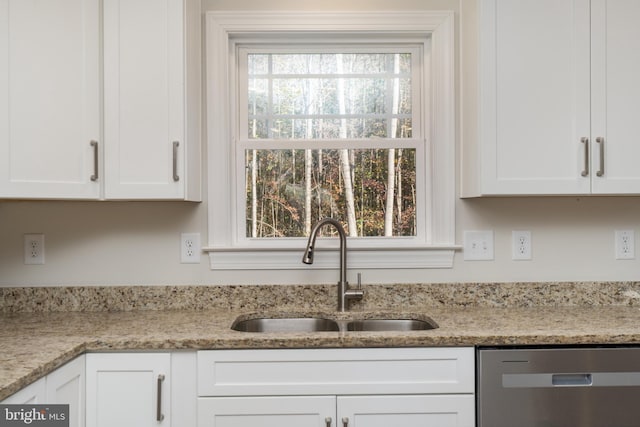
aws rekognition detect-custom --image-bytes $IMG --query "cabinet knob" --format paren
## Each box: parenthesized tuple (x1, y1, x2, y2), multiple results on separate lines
(325, 417, 332, 427)
(342, 417, 349, 427)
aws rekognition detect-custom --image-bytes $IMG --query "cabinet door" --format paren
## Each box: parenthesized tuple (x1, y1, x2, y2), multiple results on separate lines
(197, 396, 335, 427)
(0, 0, 100, 199)
(478, 0, 591, 195)
(337, 395, 474, 427)
(0, 377, 46, 404)
(86, 353, 171, 427)
(103, 0, 186, 200)
(46, 355, 85, 427)
(591, 0, 640, 193)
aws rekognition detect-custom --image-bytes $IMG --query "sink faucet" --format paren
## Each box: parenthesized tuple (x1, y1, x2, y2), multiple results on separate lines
(302, 218, 364, 312)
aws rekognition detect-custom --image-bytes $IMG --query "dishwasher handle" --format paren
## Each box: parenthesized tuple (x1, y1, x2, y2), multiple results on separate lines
(503, 372, 640, 388)
(552, 373, 592, 386)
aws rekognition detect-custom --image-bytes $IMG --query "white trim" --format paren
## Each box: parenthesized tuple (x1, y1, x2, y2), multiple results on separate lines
(205, 11, 456, 270)
(206, 247, 457, 270)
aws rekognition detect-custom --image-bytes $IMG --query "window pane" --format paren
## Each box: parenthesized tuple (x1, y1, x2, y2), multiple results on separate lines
(245, 148, 417, 238)
(247, 53, 413, 139)
(248, 118, 413, 140)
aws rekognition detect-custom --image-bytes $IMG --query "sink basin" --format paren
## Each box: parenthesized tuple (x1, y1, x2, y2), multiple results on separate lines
(231, 317, 340, 332)
(231, 313, 438, 333)
(346, 318, 437, 331)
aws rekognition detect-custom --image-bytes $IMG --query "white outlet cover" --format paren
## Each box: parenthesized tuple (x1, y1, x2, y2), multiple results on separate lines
(24, 233, 45, 265)
(512, 230, 532, 260)
(463, 230, 494, 261)
(181, 232, 201, 264)
(615, 230, 635, 260)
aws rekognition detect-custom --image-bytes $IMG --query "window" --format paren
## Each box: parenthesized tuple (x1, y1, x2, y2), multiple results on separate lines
(242, 48, 421, 239)
(205, 11, 455, 270)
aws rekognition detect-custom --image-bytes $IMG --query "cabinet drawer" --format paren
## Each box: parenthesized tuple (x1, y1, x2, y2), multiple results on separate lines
(197, 347, 474, 396)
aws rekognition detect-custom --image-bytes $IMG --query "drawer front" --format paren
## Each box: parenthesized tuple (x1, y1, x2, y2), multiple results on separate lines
(197, 347, 474, 396)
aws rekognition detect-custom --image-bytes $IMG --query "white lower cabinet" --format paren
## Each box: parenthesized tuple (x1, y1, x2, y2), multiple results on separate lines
(198, 395, 474, 427)
(198, 396, 335, 427)
(1, 377, 46, 404)
(196, 348, 475, 427)
(3, 348, 473, 427)
(1, 355, 85, 427)
(46, 356, 86, 427)
(86, 353, 171, 427)
(338, 395, 475, 427)
(85, 352, 196, 427)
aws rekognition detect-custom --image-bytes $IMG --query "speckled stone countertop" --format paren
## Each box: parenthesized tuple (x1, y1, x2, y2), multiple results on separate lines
(2, 282, 640, 401)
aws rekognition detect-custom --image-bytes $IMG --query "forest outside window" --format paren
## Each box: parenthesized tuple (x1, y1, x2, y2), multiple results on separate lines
(242, 49, 421, 239)
(205, 11, 456, 270)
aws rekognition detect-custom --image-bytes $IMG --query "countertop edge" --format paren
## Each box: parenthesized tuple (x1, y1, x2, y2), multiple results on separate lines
(4, 306, 640, 401)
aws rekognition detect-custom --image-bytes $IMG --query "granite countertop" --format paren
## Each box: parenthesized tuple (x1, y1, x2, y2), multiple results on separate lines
(3, 304, 640, 401)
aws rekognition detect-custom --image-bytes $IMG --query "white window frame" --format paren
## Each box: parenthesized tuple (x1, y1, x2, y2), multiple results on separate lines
(204, 11, 456, 270)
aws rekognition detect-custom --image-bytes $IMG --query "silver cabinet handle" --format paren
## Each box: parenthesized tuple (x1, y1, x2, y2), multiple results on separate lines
(325, 417, 332, 427)
(342, 417, 349, 427)
(90, 141, 99, 181)
(172, 141, 180, 182)
(156, 374, 165, 421)
(580, 137, 589, 177)
(596, 137, 605, 177)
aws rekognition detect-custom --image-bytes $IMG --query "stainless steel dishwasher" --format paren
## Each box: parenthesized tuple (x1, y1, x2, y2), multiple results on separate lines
(478, 346, 640, 427)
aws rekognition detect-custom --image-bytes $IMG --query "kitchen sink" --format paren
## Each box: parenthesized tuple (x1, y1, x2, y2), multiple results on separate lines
(346, 318, 436, 331)
(231, 317, 340, 332)
(231, 313, 438, 333)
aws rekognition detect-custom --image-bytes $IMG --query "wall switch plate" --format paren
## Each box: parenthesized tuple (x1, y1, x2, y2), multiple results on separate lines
(463, 230, 494, 261)
(181, 233, 201, 264)
(24, 233, 45, 265)
(615, 230, 635, 260)
(512, 230, 532, 260)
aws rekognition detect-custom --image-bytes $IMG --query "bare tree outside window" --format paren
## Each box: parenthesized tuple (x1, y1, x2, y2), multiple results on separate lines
(245, 51, 416, 238)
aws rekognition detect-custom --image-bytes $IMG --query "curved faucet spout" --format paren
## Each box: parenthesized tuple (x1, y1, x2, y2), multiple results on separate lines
(302, 218, 363, 311)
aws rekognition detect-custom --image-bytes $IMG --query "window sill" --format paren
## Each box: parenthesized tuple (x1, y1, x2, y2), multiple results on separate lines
(203, 246, 460, 270)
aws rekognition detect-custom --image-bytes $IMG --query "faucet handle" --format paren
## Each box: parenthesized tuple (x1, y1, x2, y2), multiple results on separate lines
(345, 273, 364, 301)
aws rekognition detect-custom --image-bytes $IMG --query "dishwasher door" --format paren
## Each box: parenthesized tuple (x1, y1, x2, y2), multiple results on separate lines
(478, 347, 640, 427)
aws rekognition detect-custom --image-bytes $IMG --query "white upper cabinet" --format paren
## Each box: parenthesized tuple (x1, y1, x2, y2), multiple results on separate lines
(0, 0, 101, 199)
(0, 0, 200, 200)
(466, 0, 640, 196)
(590, 0, 640, 194)
(103, 0, 200, 200)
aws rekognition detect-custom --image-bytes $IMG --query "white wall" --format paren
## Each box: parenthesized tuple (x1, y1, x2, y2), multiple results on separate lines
(2, 0, 640, 287)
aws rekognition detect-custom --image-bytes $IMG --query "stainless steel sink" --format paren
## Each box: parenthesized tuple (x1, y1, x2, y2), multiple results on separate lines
(231, 317, 340, 332)
(231, 313, 438, 333)
(346, 318, 437, 331)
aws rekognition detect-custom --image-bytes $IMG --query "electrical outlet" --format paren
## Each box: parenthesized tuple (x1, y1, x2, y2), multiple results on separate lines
(181, 233, 201, 264)
(463, 230, 494, 261)
(512, 230, 532, 260)
(24, 234, 45, 265)
(615, 230, 635, 260)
